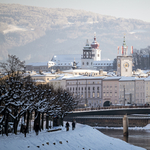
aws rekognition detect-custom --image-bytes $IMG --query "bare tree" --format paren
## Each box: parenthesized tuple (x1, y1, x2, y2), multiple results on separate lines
(0, 54, 25, 79)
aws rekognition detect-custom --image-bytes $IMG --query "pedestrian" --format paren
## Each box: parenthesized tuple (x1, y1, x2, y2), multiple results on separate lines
(72, 120, 76, 130)
(23, 125, 27, 137)
(35, 123, 40, 135)
(66, 122, 70, 131)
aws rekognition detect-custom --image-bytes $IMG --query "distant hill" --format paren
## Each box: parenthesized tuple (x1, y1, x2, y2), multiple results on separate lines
(0, 3, 150, 64)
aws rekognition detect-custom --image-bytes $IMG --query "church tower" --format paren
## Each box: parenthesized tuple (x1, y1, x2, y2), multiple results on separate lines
(91, 32, 101, 61)
(117, 36, 132, 76)
(81, 39, 93, 69)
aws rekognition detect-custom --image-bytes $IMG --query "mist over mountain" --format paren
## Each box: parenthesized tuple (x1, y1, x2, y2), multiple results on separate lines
(0, 3, 150, 64)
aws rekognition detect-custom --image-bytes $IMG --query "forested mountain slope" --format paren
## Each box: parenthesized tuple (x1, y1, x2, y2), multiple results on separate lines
(0, 3, 150, 63)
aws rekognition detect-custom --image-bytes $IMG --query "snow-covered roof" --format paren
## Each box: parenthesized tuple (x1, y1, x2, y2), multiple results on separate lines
(31, 73, 56, 77)
(119, 76, 137, 81)
(144, 76, 150, 81)
(33, 79, 45, 82)
(26, 62, 47, 66)
(63, 69, 99, 73)
(135, 78, 145, 81)
(66, 76, 105, 80)
(51, 54, 81, 62)
(103, 76, 121, 80)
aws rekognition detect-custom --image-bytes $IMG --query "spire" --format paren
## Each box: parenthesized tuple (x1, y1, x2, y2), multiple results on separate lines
(123, 36, 126, 47)
(94, 32, 96, 41)
(86, 39, 89, 46)
(122, 36, 128, 56)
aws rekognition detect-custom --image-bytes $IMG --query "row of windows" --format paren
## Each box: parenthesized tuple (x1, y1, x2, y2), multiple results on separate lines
(58, 63, 71, 65)
(68, 87, 100, 91)
(82, 62, 92, 65)
(68, 81, 100, 85)
(103, 93, 118, 97)
(93, 63, 112, 66)
(73, 92, 100, 98)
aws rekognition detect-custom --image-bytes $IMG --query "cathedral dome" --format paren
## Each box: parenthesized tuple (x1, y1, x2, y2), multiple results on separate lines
(91, 33, 99, 49)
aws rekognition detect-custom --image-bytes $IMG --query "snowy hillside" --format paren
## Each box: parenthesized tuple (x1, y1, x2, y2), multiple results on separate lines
(0, 4, 150, 63)
(0, 123, 145, 150)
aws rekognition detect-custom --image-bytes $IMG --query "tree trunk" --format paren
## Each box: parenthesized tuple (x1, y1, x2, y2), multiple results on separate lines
(60, 117, 63, 126)
(26, 110, 30, 133)
(5, 112, 9, 136)
(41, 113, 44, 130)
(24, 112, 26, 123)
(38, 112, 40, 129)
(46, 113, 49, 129)
(14, 109, 18, 135)
(34, 110, 37, 130)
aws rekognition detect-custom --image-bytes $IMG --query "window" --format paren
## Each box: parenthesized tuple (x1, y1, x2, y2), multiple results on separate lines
(47, 78, 49, 80)
(93, 92, 95, 98)
(87, 62, 89, 65)
(82, 62, 84, 65)
(88, 92, 90, 98)
(88, 87, 90, 90)
(81, 93, 83, 98)
(97, 87, 99, 90)
(97, 93, 99, 98)
(93, 87, 95, 90)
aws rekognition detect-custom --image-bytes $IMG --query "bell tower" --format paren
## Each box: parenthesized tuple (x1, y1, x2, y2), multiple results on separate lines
(81, 39, 93, 69)
(117, 36, 133, 76)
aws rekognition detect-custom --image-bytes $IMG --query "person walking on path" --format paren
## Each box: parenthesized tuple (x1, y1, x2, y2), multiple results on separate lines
(72, 120, 76, 130)
(35, 123, 40, 135)
(23, 125, 27, 137)
(66, 122, 70, 131)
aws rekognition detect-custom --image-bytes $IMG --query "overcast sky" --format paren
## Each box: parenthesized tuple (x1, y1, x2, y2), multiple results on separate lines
(0, 0, 150, 22)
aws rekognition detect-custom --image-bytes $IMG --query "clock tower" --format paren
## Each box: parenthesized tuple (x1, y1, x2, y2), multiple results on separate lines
(117, 36, 132, 76)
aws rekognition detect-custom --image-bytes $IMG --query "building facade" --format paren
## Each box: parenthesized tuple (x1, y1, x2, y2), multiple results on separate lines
(103, 77, 120, 105)
(66, 76, 104, 108)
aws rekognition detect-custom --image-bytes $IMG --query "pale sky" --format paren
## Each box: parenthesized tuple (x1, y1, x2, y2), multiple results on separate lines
(0, 0, 150, 22)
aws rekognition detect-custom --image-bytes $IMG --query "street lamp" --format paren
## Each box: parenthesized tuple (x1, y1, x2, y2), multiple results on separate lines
(123, 85, 125, 106)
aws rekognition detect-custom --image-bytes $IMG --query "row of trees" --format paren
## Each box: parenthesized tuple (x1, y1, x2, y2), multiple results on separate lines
(132, 47, 150, 70)
(0, 55, 77, 136)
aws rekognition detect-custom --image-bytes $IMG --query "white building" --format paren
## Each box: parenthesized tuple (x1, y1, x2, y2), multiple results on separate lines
(135, 78, 145, 105)
(66, 76, 104, 108)
(119, 77, 136, 105)
(144, 76, 150, 104)
(26, 33, 113, 73)
(103, 77, 120, 105)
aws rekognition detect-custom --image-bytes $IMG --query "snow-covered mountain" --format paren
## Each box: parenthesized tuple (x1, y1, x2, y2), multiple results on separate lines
(0, 3, 150, 63)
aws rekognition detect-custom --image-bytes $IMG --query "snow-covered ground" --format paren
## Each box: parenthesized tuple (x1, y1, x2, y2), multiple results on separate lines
(0, 123, 145, 150)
